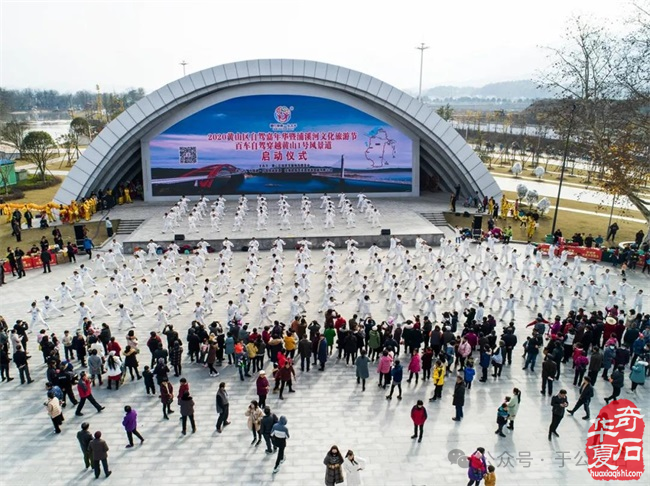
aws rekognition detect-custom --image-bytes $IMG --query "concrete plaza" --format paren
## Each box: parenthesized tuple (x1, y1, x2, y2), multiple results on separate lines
(0, 210, 648, 486)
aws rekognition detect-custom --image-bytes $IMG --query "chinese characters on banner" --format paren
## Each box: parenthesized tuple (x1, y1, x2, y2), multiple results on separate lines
(207, 131, 359, 162)
(586, 399, 645, 480)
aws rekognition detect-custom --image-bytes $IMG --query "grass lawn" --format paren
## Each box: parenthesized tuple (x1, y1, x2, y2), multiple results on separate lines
(498, 189, 643, 220)
(445, 203, 644, 245)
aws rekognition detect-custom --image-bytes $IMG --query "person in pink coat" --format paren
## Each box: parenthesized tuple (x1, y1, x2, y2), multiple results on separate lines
(377, 350, 393, 389)
(407, 349, 422, 384)
(458, 339, 472, 371)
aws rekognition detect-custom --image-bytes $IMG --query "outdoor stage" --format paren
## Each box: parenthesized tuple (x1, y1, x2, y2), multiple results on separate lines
(99, 194, 450, 253)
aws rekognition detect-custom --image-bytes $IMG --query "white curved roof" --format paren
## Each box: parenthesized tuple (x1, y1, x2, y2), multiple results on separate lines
(54, 59, 500, 203)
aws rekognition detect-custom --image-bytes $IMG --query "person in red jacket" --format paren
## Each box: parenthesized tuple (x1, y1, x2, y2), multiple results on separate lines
(160, 378, 174, 419)
(76, 371, 105, 416)
(410, 399, 428, 443)
(177, 377, 190, 405)
(107, 337, 122, 356)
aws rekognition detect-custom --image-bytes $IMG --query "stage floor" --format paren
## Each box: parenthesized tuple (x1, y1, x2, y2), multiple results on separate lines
(98, 194, 449, 252)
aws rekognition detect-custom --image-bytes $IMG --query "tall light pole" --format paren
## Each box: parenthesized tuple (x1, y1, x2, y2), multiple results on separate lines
(606, 195, 617, 233)
(180, 60, 188, 76)
(550, 102, 577, 236)
(416, 43, 429, 100)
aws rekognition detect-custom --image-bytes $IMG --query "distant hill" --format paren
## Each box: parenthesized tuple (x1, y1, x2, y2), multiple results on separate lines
(423, 80, 553, 100)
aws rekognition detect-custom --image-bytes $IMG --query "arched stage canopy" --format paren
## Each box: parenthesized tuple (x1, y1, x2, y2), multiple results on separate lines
(54, 59, 500, 204)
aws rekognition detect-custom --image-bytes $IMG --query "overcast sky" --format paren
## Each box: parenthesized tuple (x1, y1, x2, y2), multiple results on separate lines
(0, 0, 635, 94)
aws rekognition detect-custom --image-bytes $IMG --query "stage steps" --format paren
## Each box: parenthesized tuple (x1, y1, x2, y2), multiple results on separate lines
(419, 212, 448, 226)
(116, 219, 146, 235)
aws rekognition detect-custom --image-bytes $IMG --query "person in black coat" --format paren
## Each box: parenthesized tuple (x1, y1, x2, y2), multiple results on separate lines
(260, 406, 278, 454)
(452, 375, 466, 421)
(551, 340, 563, 380)
(41, 249, 52, 273)
(14, 248, 25, 278)
(163, 325, 179, 350)
(0, 346, 14, 381)
(541, 355, 557, 396)
(72, 331, 87, 366)
(548, 389, 569, 440)
(567, 377, 594, 420)
(187, 329, 201, 363)
(605, 365, 625, 403)
(343, 332, 357, 365)
(66, 242, 76, 263)
(501, 328, 517, 365)
(6, 248, 17, 276)
(13, 345, 33, 384)
(56, 365, 79, 406)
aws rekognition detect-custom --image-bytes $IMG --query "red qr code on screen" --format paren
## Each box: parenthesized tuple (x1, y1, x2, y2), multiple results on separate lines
(179, 147, 197, 164)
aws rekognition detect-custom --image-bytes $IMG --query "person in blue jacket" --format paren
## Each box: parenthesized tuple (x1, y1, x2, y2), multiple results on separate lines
(83, 237, 94, 259)
(631, 336, 646, 366)
(464, 358, 476, 389)
(630, 359, 648, 393)
(602, 344, 616, 380)
(317, 334, 328, 371)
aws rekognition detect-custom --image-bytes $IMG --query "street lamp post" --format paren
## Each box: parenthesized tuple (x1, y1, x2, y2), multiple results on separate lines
(550, 102, 577, 236)
(416, 43, 429, 100)
(606, 195, 616, 232)
(180, 60, 188, 76)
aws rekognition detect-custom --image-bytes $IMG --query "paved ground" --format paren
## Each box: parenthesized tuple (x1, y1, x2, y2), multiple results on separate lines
(0, 222, 648, 485)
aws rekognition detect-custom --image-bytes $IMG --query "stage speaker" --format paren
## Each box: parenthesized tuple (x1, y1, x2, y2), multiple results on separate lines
(73, 224, 85, 245)
(174, 234, 185, 241)
(472, 216, 483, 230)
(381, 229, 391, 235)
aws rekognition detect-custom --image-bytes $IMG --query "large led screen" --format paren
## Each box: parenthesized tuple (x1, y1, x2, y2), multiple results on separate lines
(148, 94, 414, 196)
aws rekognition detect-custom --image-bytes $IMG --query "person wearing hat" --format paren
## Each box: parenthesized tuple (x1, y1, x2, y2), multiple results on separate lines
(256, 370, 270, 408)
(88, 431, 111, 478)
(602, 316, 618, 345)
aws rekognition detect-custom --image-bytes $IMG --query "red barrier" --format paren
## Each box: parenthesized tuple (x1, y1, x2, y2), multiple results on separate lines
(536, 244, 603, 260)
(49, 251, 58, 266)
(581, 247, 603, 260)
(22, 257, 34, 270)
(32, 255, 43, 268)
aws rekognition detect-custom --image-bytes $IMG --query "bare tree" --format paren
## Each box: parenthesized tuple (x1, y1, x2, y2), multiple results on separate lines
(0, 121, 28, 152)
(539, 14, 650, 240)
